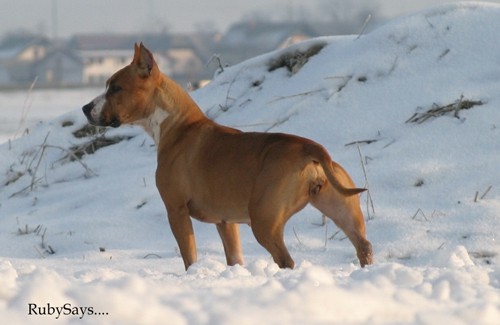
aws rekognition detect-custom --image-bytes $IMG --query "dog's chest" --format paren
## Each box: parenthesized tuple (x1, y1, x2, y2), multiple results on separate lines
(136, 107, 169, 145)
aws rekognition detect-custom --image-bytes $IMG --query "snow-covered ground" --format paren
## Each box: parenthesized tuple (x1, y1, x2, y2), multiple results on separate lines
(1, 2, 499, 324)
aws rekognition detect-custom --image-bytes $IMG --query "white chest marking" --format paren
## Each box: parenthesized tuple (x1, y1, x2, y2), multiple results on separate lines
(145, 107, 170, 146)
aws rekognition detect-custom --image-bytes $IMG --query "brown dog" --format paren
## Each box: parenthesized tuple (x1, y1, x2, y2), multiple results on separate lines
(83, 43, 373, 270)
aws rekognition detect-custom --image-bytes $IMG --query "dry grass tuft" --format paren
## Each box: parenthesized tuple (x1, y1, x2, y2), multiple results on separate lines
(406, 95, 484, 124)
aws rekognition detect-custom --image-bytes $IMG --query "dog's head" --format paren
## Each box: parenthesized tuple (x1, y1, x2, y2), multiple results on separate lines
(82, 43, 161, 127)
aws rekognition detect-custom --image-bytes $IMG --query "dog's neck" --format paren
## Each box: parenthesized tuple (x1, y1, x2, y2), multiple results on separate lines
(133, 107, 170, 145)
(135, 75, 207, 146)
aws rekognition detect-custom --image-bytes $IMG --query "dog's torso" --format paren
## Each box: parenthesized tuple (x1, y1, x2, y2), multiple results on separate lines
(155, 117, 328, 224)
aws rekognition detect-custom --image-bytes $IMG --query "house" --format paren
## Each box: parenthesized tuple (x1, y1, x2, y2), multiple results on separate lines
(79, 49, 133, 85)
(69, 33, 214, 87)
(78, 48, 172, 86)
(164, 48, 203, 83)
(0, 34, 84, 87)
(34, 47, 83, 86)
(70, 34, 140, 86)
(0, 47, 17, 84)
(139, 32, 218, 85)
(0, 35, 52, 86)
(0, 31, 216, 89)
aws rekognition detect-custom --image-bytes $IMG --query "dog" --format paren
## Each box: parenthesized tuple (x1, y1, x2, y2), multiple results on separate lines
(83, 43, 373, 270)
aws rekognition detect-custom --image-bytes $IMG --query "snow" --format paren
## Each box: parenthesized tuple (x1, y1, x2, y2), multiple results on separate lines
(1, 2, 499, 324)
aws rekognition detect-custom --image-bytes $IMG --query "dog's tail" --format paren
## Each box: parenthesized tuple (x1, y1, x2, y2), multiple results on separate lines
(305, 143, 366, 197)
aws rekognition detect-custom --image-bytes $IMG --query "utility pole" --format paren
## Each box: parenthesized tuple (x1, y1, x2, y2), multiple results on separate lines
(51, 0, 62, 86)
(52, 0, 58, 40)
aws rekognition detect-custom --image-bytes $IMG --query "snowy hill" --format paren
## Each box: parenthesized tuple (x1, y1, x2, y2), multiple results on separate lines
(1, 3, 499, 324)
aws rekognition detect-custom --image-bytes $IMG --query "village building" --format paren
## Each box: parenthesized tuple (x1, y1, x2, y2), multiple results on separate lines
(0, 22, 316, 89)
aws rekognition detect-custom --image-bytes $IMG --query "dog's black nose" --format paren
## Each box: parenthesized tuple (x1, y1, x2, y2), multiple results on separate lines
(82, 102, 94, 119)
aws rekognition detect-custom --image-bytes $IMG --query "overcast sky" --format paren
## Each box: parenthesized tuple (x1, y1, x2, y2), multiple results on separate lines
(1, 0, 499, 38)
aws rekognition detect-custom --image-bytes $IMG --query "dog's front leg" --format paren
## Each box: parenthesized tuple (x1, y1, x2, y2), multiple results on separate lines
(167, 206, 197, 270)
(216, 223, 244, 266)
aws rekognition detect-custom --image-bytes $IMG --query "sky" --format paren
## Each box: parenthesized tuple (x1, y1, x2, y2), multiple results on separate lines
(1, 0, 499, 38)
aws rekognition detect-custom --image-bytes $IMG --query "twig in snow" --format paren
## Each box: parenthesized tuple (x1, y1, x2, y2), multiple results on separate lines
(8, 133, 98, 197)
(324, 75, 353, 81)
(345, 139, 379, 147)
(292, 227, 304, 249)
(356, 144, 375, 219)
(412, 208, 428, 221)
(207, 67, 246, 119)
(144, 253, 162, 259)
(40, 227, 47, 248)
(28, 132, 50, 191)
(9, 177, 42, 199)
(18, 223, 55, 257)
(337, 76, 353, 92)
(9, 178, 43, 198)
(207, 54, 224, 74)
(324, 75, 353, 100)
(267, 89, 323, 104)
(329, 230, 341, 240)
(264, 112, 298, 132)
(46, 144, 97, 177)
(475, 185, 493, 202)
(438, 48, 450, 60)
(34, 245, 46, 259)
(14, 76, 38, 139)
(425, 16, 435, 29)
(383, 139, 396, 148)
(356, 14, 372, 40)
(480, 185, 493, 200)
(45, 245, 55, 255)
(389, 56, 399, 74)
(17, 224, 40, 235)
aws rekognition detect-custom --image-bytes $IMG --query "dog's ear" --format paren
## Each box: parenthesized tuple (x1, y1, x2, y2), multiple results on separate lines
(132, 42, 155, 78)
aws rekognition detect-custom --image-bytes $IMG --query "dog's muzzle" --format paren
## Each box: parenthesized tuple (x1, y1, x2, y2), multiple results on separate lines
(82, 102, 121, 128)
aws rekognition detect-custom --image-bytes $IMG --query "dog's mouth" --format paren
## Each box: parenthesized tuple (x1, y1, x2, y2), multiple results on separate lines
(109, 118, 121, 128)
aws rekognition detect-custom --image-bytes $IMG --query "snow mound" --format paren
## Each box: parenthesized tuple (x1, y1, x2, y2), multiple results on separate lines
(0, 2, 499, 324)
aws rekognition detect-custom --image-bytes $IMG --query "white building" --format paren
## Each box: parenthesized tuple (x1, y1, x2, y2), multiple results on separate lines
(79, 49, 171, 86)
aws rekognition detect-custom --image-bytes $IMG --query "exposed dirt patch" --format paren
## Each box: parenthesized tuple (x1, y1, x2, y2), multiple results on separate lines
(268, 43, 326, 75)
(72, 124, 107, 138)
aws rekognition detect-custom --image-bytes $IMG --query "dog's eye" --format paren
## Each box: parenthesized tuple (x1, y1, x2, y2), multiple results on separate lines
(108, 84, 122, 95)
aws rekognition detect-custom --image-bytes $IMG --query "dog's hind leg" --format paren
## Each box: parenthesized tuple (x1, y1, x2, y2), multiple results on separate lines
(249, 188, 306, 269)
(216, 222, 244, 266)
(248, 167, 313, 268)
(250, 214, 295, 269)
